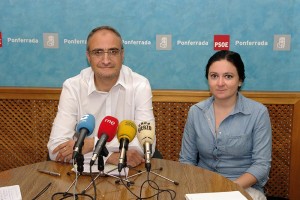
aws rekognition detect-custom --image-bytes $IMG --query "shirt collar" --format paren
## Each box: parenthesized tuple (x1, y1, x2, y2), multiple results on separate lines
(116, 66, 127, 89)
(233, 92, 251, 115)
(196, 92, 251, 115)
(87, 66, 126, 95)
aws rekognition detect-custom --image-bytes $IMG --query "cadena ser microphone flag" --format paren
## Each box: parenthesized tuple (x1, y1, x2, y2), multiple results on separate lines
(137, 121, 155, 172)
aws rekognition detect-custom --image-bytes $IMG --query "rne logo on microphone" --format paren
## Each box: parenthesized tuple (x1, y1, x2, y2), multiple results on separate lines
(214, 35, 230, 50)
(104, 118, 116, 125)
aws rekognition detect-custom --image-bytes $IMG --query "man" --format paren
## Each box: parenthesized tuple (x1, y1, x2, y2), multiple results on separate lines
(47, 26, 155, 167)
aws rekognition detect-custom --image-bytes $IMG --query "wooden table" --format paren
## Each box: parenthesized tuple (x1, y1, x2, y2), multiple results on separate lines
(0, 158, 252, 199)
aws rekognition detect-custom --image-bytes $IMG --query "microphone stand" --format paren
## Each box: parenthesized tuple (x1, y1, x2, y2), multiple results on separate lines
(64, 152, 84, 195)
(125, 154, 179, 185)
(76, 153, 84, 174)
(115, 151, 137, 186)
(128, 167, 179, 185)
(81, 147, 134, 194)
(120, 150, 127, 172)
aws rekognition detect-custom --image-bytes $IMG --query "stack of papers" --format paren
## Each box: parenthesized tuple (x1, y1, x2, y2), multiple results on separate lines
(0, 185, 22, 200)
(185, 191, 247, 200)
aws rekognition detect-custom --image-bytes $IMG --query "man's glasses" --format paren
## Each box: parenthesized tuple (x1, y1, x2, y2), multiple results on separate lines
(89, 48, 122, 58)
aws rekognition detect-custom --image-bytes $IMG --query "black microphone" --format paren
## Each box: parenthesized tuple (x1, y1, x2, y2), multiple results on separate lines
(72, 114, 95, 159)
(137, 121, 155, 172)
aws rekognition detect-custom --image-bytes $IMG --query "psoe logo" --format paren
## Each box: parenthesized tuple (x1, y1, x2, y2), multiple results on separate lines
(0, 32, 2, 48)
(214, 35, 230, 50)
(273, 35, 291, 51)
(43, 33, 59, 48)
(156, 35, 172, 50)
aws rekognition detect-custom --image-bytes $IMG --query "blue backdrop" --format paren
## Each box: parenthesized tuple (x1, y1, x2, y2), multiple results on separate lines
(0, 0, 299, 91)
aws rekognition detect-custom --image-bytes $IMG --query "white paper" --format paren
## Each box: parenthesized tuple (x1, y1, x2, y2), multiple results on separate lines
(185, 191, 247, 200)
(72, 163, 129, 177)
(83, 163, 129, 177)
(0, 185, 22, 200)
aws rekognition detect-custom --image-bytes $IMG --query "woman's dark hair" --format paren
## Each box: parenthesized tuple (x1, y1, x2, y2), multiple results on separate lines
(205, 50, 246, 90)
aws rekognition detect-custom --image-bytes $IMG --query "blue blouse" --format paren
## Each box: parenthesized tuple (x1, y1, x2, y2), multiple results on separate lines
(179, 93, 272, 192)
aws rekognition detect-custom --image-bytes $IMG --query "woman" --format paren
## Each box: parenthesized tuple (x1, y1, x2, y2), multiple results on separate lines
(179, 50, 272, 200)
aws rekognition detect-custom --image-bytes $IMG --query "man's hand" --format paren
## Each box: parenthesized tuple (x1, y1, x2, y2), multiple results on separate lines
(52, 138, 94, 163)
(106, 149, 145, 167)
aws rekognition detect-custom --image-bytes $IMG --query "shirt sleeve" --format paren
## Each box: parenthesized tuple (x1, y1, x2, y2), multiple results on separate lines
(132, 78, 156, 156)
(47, 80, 79, 160)
(179, 106, 199, 165)
(246, 107, 272, 187)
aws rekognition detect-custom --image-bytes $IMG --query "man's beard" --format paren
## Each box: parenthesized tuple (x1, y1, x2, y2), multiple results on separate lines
(96, 71, 119, 80)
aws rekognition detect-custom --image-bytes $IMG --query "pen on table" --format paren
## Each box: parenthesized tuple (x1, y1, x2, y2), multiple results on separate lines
(32, 182, 52, 200)
(37, 169, 61, 176)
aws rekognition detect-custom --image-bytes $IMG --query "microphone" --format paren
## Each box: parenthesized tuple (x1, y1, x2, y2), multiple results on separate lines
(117, 120, 137, 172)
(90, 116, 119, 166)
(72, 114, 95, 159)
(137, 121, 155, 172)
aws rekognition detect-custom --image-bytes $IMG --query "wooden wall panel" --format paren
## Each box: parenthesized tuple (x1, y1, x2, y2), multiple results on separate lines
(0, 88, 299, 199)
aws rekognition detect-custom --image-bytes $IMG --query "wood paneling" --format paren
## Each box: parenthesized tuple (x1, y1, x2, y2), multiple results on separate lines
(0, 87, 299, 199)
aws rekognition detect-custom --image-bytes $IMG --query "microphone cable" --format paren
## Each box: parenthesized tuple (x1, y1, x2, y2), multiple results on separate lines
(117, 168, 176, 200)
(139, 172, 176, 200)
(51, 192, 94, 200)
(50, 159, 95, 200)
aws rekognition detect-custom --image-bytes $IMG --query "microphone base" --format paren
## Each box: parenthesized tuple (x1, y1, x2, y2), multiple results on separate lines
(126, 166, 179, 185)
(81, 167, 134, 194)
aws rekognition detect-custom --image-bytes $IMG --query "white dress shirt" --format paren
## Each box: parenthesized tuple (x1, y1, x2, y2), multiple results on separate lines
(47, 65, 156, 163)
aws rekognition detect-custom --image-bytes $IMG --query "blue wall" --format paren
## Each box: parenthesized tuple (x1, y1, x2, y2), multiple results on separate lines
(0, 0, 299, 91)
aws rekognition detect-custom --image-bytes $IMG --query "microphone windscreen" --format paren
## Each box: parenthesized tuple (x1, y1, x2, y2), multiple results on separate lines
(137, 121, 155, 145)
(117, 120, 137, 142)
(98, 116, 119, 142)
(76, 114, 95, 136)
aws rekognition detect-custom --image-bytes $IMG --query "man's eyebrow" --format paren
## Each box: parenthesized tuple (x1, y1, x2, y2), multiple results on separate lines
(90, 47, 120, 51)
(90, 48, 102, 52)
